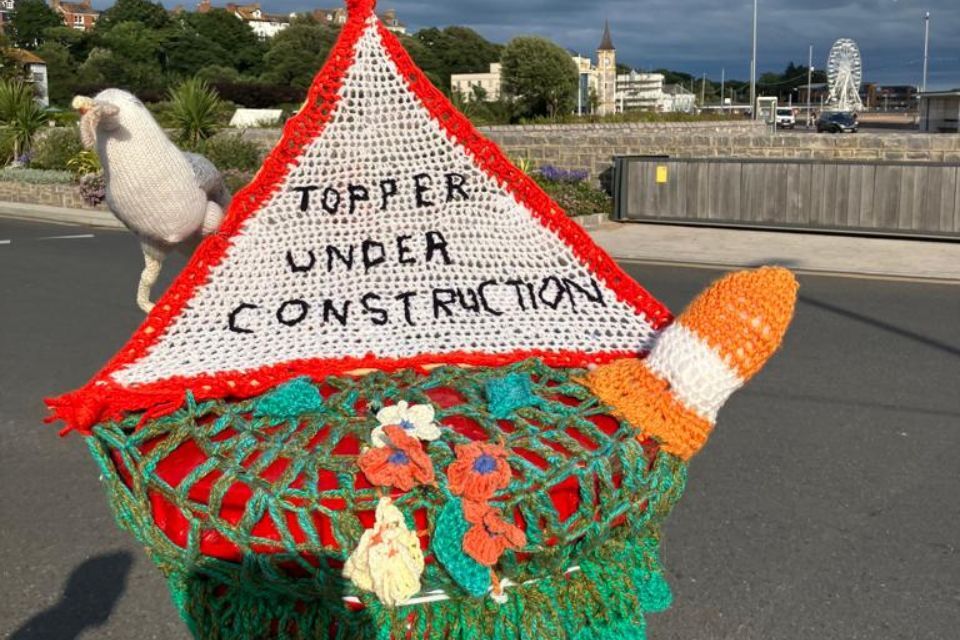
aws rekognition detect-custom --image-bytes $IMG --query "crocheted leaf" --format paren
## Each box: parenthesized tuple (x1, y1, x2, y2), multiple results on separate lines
(252, 376, 323, 420)
(432, 499, 491, 597)
(484, 373, 542, 420)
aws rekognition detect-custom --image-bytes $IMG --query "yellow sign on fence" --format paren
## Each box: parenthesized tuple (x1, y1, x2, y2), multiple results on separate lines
(656, 165, 668, 184)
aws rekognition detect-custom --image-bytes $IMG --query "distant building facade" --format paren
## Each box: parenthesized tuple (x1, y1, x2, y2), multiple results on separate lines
(7, 48, 48, 106)
(195, 2, 405, 38)
(51, 0, 100, 32)
(451, 63, 502, 102)
(0, 0, 15, 34)
(615, 72, 696, 113)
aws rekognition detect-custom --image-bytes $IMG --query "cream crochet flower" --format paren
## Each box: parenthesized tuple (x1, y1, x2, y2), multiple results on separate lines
(342, 497, 424, 606)
(371, 400, 442, 447)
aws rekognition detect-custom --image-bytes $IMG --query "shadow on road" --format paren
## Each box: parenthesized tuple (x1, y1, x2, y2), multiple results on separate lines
(801, 294, 960, 359)
(10, 551, 133, 640)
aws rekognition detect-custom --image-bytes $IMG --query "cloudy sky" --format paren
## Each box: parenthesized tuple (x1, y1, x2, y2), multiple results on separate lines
(143, 0, 959, 89)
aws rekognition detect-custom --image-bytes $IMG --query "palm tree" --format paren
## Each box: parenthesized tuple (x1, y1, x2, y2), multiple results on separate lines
(0, 78, 48, 160)
(168, 77, 223, 147)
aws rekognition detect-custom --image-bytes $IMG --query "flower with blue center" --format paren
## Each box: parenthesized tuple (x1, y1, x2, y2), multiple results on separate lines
(372, 400, 442, 447)
(446, 442, 512, 502)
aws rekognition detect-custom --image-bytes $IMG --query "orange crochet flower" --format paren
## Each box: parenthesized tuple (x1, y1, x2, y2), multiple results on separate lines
(446, 442, 512, 502)
(358, 425, 434, 491)
(461, 500, 526, 566)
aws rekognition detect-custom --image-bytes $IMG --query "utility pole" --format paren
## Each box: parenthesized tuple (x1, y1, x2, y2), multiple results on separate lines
(700, 72, 706, 107)
(750, 0, 758, 118)
(806, 44, 813, 127)
(922, 12, 930, 93)
(720, 68, 726, 112)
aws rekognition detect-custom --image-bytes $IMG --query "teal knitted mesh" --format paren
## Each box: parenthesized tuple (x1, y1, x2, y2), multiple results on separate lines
(85, 358, 687, 638)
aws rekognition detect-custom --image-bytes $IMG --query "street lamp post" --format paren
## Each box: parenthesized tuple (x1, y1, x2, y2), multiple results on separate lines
(921, 12, 930, 93)
(750, 0, 758, 119)
(720, 67, 725, 113)
(806, 44, 813, 127)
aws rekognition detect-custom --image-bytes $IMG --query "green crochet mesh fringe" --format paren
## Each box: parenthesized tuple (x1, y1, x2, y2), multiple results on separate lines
(83, 359, 688, 639)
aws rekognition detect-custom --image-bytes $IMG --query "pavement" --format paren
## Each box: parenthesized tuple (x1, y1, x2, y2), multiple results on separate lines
(593, 222, 960, 282)
(1, 217, 959, 639)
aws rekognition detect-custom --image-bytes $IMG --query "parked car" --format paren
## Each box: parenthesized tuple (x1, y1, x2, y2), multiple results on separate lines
(775, 107, 796, 129)
(817, 111, 858, 133)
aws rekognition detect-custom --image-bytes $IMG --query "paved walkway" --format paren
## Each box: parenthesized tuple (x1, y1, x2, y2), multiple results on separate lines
(590, 222, 960, 282)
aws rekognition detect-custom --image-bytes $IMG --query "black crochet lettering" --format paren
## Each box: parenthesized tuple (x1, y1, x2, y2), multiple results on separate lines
(361, 240, 386, 273)
(562, 277, 606, 309)
(326, 244, 354, 272)
(413, 173, 434, 208)
(395, 291, 417, 326)
(444, 172, 469, 202)
(228, 302, 258, 333)
(396, 235, 416, 265)
(292, 186, 318, 212)
(347, 184, 369, 215)
(285, 249, 316, 273)
(424, 230, 452, 265)
(379, 178, 398, 210)
(537, 276, 566, 310)
(277, 299, 309, 326)
(477, 279, 503, 316)
(321, 187, 340, 214)
(504, 278, 528, 310)
(432, 288, 456, 318)
(322, 299, 351, 326)
(455, 288, 481, 313)
(361, 293, 388, 325)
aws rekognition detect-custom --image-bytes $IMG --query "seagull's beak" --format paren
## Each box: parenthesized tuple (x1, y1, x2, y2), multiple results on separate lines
(584, 267, 798, 460)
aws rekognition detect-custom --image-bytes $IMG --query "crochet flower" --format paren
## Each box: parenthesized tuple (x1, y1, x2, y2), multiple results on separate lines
(462, 500, 526, 566)
(343, 497, 424, 607)
(447, 442, 512, 502)
(358, 425, 435, 491)
(372, 400, 442, 447)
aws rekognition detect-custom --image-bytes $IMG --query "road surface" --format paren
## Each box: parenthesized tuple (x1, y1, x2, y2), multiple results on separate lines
(1, 218, 957, 639)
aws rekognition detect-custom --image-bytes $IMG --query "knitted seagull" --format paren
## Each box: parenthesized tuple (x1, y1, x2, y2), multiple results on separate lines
(73, 89, 232, 312)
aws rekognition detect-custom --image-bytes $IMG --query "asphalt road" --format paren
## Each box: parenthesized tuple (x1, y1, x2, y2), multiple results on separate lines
(1, 218, 958, 640)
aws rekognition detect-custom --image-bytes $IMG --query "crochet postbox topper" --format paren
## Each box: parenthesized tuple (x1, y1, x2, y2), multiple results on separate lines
(47, 1, 798, 638)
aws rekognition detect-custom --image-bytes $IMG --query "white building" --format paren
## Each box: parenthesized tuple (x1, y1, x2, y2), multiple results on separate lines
(614, 72, 697, 113)
(451, 63, 502, 102)
(7, 49, 48, 107)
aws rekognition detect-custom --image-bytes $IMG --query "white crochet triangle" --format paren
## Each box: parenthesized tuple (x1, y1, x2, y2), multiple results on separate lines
(51, 1, 670, 430)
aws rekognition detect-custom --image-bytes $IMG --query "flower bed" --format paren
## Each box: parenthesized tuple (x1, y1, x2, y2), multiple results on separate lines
(531, 165, 612, 217)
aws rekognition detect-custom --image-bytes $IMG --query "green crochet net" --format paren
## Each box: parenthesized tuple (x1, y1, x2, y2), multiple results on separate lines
(85, 359, 687, 639)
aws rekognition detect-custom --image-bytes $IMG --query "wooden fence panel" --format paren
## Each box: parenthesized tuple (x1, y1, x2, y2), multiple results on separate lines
(615, 156, 959, 238)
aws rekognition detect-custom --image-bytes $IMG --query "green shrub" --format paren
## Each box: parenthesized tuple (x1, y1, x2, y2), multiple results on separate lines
(221, 168, 255, 194)
(168, 77, 224, 146)
(31, 127, 84, 170)
(0, 168, 75, 184)
(66, 149, 101, 176)
(197, 133, 263, 172)
(532, 172, 611, 217)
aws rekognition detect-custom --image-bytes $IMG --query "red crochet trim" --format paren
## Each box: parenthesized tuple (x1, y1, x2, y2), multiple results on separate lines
(45, 0, 671, 435)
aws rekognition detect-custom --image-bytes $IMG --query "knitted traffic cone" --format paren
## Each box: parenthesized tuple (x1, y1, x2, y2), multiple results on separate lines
(585, 266, 798, 459)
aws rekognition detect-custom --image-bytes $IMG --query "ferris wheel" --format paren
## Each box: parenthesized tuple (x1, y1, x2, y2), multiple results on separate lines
(826, 38, 864, 112)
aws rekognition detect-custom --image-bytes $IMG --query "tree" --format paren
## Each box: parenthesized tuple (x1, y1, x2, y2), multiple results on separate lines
(501, 36, 578, 118)
(260, 22, 339, 89)
(35, 41, 78, 105)
(412, 26, 501, 92)
(185, 10, 266, 75)
(8, 0, 62, 50)
(96, 0, 172, 32)
(78, 20, 168, 94)
(164, 25, 231, 79)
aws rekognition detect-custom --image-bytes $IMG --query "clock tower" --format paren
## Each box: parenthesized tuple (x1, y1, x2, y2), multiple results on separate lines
(597, 20, 617, 115)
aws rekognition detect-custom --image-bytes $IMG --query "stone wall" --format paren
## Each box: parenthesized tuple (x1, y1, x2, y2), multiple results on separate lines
(479, 122, 960, 184)
(228, 122, 960, 188)
(0, 180, 99, 209)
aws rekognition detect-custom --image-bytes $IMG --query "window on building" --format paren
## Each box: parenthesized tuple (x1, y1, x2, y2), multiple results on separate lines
(74, 14, 84, 25)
